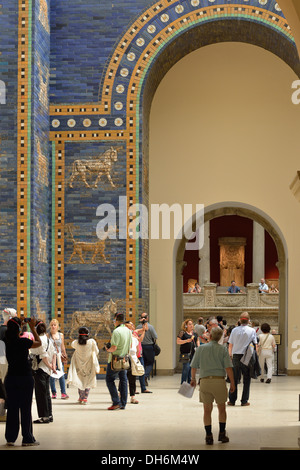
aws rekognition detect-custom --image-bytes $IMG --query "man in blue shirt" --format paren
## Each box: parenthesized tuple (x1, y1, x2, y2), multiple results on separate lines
(226, 280, 244, 294)
(227, 312, 257, 407)
(190, 327, 235, 445)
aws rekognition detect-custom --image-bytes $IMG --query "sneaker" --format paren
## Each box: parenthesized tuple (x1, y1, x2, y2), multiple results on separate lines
(266, 378, 271, 383)
(81, 399, 87, 405)
(33, 417, 50, 424)
(22, 441, 40, 447)
(6, 442, 14, 446)
(52, 392, 57, 399)
(61, 393, 69, 399)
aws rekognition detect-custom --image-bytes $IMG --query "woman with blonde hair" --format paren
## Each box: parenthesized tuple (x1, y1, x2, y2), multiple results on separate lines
(48, 318, 69, 399)
(177, 319, 199, 384)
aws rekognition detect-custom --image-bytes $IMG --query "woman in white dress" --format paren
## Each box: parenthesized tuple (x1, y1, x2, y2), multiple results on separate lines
(67, 327, 100, 404)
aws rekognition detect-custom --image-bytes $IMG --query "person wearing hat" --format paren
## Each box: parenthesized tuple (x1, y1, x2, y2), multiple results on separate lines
(227, 312, 257, 407)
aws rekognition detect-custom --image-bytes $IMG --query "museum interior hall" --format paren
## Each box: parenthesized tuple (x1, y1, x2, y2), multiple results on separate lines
(1, 0, 300, 453)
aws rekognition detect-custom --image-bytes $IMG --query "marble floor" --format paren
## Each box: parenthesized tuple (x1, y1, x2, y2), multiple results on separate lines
(0, 374, 299, 453)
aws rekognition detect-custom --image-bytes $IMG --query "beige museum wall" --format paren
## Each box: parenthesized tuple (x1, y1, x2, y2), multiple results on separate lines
(148, 42, 300, 374)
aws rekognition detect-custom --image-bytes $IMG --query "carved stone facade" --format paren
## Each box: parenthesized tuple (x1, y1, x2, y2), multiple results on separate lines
(183, 283, 279, 330)
(219, 237, 246, 287)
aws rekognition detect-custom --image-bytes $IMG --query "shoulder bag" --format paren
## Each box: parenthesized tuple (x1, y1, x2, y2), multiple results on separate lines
(153, 340, 161, 356)
(130, 356, 145, 376)
(111, 354, 131, 371)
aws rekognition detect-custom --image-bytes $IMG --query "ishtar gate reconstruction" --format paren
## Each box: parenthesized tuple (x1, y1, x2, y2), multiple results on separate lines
(1, 0, 300, 451)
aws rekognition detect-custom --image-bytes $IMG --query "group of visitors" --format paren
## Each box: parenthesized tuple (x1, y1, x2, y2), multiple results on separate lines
(1, 301, 277, 447)
(187, 278, 279, 294)
(0, 307, 159, 446)
(0, 310, 72, 446)
(177, 312, 277, 445)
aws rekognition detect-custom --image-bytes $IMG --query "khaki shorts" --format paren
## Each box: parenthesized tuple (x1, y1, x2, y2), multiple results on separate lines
(199, 377, 228, 405)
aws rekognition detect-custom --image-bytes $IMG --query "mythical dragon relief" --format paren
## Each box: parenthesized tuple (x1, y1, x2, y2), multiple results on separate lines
(66, 223, 117, 265)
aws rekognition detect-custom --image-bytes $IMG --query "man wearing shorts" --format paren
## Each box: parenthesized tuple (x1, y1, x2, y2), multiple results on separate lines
(190, 327, 235, 445)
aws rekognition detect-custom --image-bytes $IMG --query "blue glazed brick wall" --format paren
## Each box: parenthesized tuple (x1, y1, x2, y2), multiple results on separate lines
(49, 0, 152, 103)
(31, 0, 52, 321)
(0, 1, 19, 310)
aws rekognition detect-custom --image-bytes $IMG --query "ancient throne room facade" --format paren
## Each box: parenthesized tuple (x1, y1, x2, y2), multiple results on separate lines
(1, 0, 300, 374)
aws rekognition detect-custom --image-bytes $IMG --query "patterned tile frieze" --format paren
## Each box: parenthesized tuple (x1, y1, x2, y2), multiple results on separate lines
(49, 0, 291, 122)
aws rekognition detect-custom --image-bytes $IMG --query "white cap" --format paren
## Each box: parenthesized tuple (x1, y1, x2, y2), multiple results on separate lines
(3, 308, 17, 320)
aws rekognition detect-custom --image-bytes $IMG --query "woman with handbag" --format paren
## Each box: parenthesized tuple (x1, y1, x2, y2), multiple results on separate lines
(49, 319, 69, 399)
(123, 322, 142, 404)
(257, 323, 276, 384)
(177, 319, 199, 384)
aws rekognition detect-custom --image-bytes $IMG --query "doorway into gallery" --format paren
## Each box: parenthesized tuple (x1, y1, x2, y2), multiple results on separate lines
(174, 203, 287, 372)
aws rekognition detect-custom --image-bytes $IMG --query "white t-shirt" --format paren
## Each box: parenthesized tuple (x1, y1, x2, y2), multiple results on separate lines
(258, 333, 275, 350)
(130, 335, 139, 363)
(33, 334, 56, 375)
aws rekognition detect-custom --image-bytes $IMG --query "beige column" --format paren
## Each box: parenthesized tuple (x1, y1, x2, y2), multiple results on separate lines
(252, 221, 265, 282)
(199, 221, 210, 287)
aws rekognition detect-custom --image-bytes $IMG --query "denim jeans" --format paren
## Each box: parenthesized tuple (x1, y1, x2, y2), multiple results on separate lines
(181, 361, 191, 384)
(105, 362, 128, 408)
(228, 354, 251, 405)
(137, 356, 147, 392)
(50, 372, 66, 395)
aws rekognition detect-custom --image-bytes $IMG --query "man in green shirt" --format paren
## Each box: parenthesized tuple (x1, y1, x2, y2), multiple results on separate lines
(190, 327, 235, 445)
(105, 313, 132, 410)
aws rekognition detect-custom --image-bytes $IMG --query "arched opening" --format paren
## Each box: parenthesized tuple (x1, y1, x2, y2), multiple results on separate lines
(175, 202, 287, 372)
